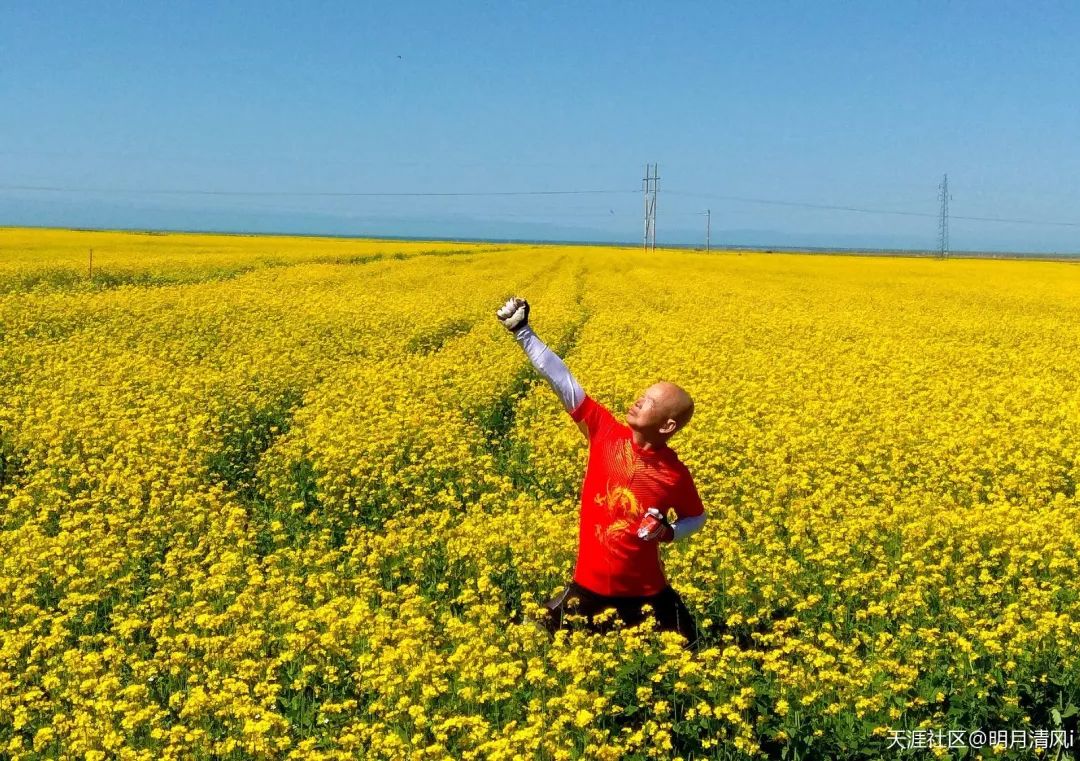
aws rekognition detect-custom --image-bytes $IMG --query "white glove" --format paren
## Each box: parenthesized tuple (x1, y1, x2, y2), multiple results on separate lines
(637, 507, 675, 542)
(496, 296, 530, 333)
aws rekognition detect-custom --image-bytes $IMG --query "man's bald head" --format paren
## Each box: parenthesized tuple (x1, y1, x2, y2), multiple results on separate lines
(654, 381, 695, 433)
(626, 380, 695, 442)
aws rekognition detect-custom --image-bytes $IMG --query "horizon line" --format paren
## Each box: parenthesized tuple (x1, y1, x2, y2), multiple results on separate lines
(2, 223, 1078, 263)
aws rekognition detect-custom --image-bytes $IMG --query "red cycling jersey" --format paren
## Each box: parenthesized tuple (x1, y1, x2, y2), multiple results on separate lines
(569, 395, 705, 597)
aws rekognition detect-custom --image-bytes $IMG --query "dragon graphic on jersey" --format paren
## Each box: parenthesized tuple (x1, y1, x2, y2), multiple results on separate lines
(593, 485, 645, 549)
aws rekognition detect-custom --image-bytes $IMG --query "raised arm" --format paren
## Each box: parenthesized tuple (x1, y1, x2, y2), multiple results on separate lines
(511, 325, 584, 413)
(496, 297, 588, 438)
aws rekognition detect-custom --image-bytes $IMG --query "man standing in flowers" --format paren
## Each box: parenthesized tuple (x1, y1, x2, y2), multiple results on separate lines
(497, 296, 707, 649)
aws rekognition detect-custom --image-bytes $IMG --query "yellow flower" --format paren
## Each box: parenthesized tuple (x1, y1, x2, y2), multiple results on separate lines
(2, 228, 1077, 760)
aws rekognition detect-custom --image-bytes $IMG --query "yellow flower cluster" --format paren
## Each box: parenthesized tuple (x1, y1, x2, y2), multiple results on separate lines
(0, 227, 503, 294)
(1, 228, 1078, 759)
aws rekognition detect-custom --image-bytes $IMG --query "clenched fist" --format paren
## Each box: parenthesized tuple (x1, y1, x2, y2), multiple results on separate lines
(496, 296, 530, 333)
(637, 507, 675, 543)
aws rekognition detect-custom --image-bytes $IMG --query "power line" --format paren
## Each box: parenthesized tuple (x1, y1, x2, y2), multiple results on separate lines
(667, 190, 938, 218)
(0, 184, 638, 198)
(6, 182, 1080, 229)
(948, 212, 1080, 228)
(666, 189, 1080, 228)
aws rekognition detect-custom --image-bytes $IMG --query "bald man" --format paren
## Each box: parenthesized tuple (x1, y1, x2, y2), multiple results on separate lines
(496, 297, 706, 649)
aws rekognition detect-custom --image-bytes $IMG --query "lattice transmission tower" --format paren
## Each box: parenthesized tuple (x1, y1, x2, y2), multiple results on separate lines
(642, 163, 659, 251)
(938, 173, 951, 259)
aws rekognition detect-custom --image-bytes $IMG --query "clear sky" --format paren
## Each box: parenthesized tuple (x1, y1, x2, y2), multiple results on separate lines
(3, 1, 1079, 252)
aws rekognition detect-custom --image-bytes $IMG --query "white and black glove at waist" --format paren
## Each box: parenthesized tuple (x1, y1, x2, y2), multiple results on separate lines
(496, 297, 530, 333)
(637, 507, 675, 543)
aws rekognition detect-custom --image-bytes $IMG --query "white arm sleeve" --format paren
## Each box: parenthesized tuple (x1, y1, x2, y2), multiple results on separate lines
(512, 325, 585, 413)
(671, 512, 707, 542)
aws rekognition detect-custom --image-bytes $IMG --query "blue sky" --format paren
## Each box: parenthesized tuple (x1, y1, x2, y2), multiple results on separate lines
(3, 1, 1079, 251)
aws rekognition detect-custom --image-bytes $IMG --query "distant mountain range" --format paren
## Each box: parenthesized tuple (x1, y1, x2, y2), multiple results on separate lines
(2, 195, 1077, 257)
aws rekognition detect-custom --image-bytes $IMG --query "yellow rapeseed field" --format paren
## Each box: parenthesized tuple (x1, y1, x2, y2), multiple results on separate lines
(1, 227, 1079, 760)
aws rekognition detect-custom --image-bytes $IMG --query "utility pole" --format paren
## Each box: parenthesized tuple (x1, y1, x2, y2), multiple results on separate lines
(938, 174, 950, 259)
(642, 163, 658, 251)
(706, 209, 711, 252)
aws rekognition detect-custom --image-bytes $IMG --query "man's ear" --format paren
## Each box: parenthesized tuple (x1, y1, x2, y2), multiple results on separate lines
(659, 419, 677, 435)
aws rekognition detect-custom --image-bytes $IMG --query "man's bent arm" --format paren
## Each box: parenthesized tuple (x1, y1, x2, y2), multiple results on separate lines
(670, 512, 707, 542)
(512, 325, 585, 414)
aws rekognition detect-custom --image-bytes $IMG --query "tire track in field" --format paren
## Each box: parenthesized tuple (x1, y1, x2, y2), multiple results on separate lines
(402, 253, 569, 357)
(229, 252, 562, 556)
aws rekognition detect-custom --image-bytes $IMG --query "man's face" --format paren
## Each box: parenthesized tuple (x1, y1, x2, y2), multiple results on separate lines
(626, 383, 675, 434)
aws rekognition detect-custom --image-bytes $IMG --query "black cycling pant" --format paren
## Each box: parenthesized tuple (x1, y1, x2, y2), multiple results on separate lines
(541, 580, 699, 651)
